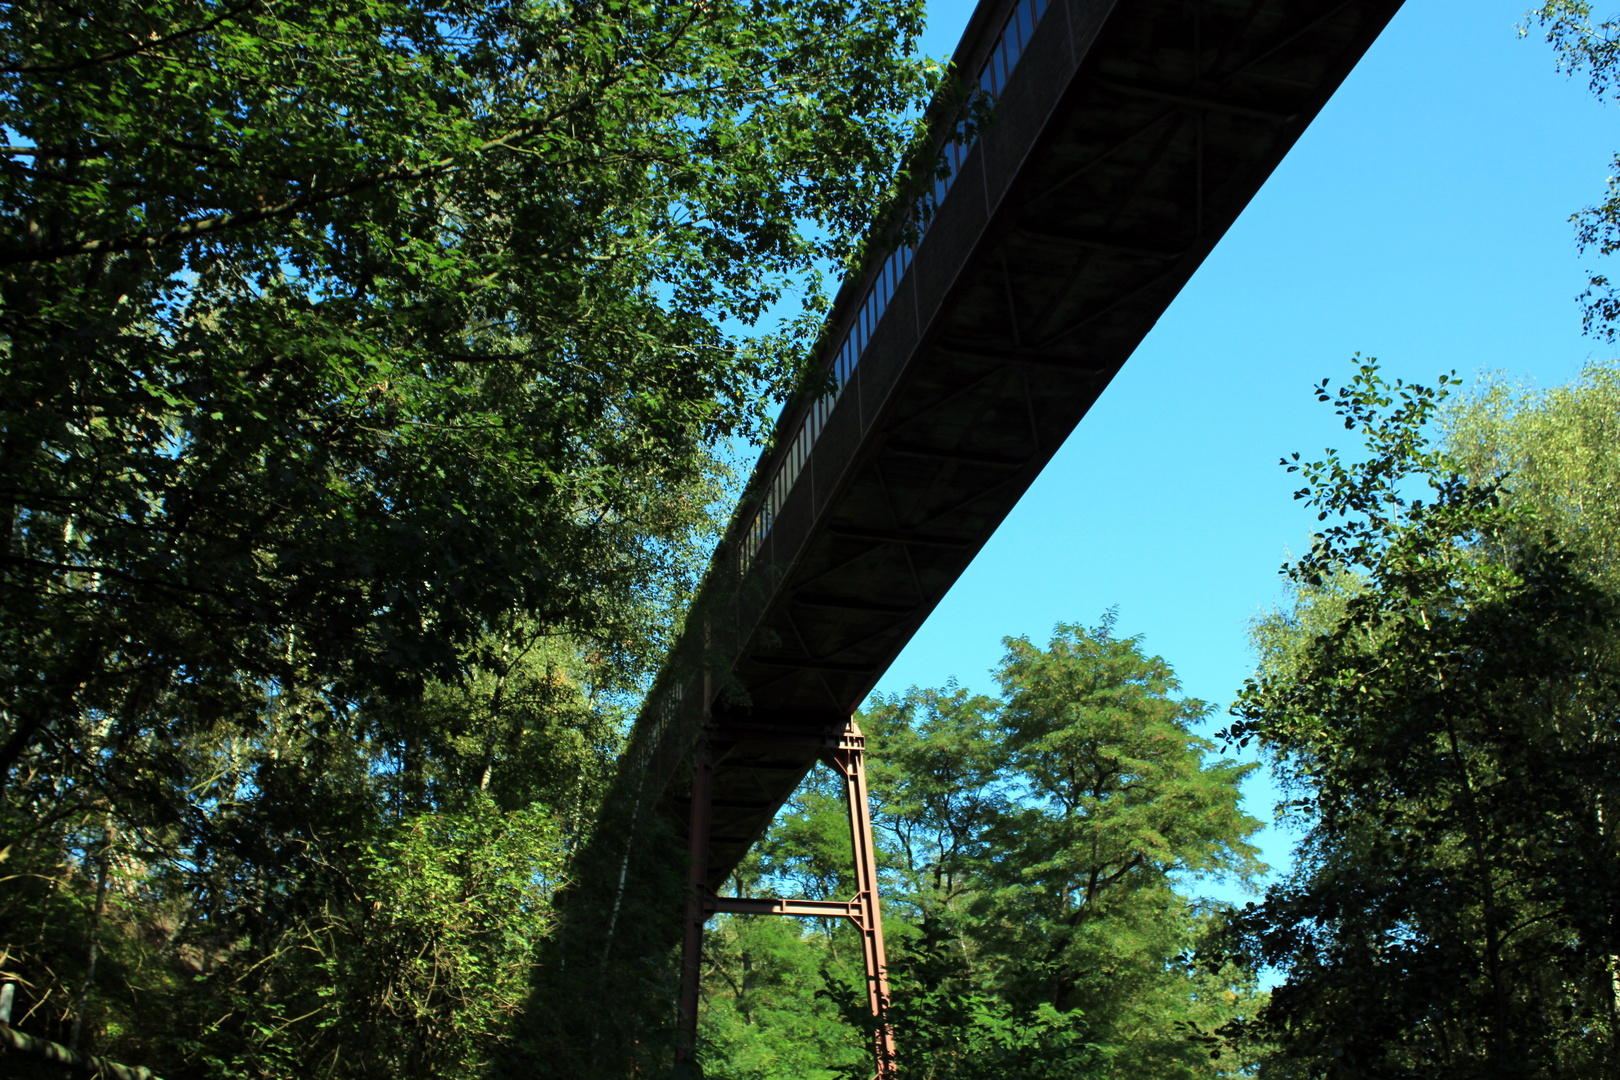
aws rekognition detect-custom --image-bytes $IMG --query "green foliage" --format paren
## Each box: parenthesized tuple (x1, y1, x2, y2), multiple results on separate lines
(865, 683, 1007, 922)
(699, 622, 1264, 1080)
(181, 797, 566, 1080)
(973, 620, 1264, 1080)
(987, 619, 1262, 1007)
(0, 0, 937, 1075)
(694, 768, 874, 1079)
(0, 821, 185, 1075)
(888, 991, 1103, 1080)
(1443, 361, 1620, 590)
(1, 630, 609, 1078)
(1, 0, 936, 802)
(698, 915, 870, 1080)
(755, 765, 865, 906)
(1222, 360, 1620, 1078)
(1527, 5, 1620, 334)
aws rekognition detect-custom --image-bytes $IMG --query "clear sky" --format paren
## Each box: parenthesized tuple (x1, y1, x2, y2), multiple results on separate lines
(865, 0, 1620, 897)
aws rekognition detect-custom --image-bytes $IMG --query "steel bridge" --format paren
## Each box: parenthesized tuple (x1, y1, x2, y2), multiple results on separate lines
(524, 1, 1406, 1076)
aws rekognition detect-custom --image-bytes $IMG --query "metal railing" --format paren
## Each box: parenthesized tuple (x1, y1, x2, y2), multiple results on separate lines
(739, 0, 1051, 571)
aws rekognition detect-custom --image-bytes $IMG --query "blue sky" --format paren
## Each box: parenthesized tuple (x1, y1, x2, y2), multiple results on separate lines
(864, 0, 1620, 895)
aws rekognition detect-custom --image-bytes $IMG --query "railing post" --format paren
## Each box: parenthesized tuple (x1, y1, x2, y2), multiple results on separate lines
(825, 719, 897, 1079)
(675, 744, 714, 1066)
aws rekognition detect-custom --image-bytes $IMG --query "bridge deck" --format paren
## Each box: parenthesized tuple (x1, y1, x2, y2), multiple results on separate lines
(624, 0, 1405, 893)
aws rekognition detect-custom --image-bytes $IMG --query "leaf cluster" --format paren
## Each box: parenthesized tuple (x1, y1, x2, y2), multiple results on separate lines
(1525, 3, 1620, 336)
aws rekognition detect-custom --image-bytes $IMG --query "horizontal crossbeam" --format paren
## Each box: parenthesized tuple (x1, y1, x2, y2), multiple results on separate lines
(707, 895, 862, 919)
(710, 727, 859, 750)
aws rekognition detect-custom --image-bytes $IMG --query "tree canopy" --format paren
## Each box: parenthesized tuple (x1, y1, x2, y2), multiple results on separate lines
(0, 1, 937, 1075)
(1, 0, 935, 798)
(1222, 361, 1620, 1079)
(698, 620, 1266, 1080)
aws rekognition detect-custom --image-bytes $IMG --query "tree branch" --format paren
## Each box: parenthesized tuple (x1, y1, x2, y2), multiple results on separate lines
(1, 0, 264, 77)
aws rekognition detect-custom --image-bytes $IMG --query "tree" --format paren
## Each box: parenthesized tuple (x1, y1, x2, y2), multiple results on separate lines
(1222, 360, 1620, 1078)
(1443, 361, 1620, 591)
(0, 626, 624, 1079)
(866, 682, 1005, 928)
(978, 618, 1264, 1080)
(0, 0, 935, 799)
(697, 888, 872, 1079)
(697, 623, 1266, 1080)
(0, 2, 938, 1074)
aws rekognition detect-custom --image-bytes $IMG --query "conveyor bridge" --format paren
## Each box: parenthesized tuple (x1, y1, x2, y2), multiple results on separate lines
(514, 2, 1407, 1076)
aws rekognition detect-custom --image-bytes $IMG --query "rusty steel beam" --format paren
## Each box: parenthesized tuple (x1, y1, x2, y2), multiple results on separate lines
(680, 719, 895, 1080)
(707, 896, 862, 919)
(822, 721, 897, 1077)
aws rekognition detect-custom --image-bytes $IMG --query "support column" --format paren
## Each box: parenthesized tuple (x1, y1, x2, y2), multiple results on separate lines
(824, 719, 897, 1079)
(675, 745, 714, 1064)
(695, 717, 897, 1079)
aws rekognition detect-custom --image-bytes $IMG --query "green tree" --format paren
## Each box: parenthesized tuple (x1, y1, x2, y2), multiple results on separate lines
(0, 626, 621, 1079)
(697, 908, 872, 1080)
(183, 796, 568, 1080)
(0, 1, 936, 1075)
(698, 624, 1265, 1080)
(1443, 361, 1620, 590)
(865, 683, 1005, 927)
(979, 618, 1264, 1080)
(1223, 361, 1620, 1078)
(0, 0, 933, 806)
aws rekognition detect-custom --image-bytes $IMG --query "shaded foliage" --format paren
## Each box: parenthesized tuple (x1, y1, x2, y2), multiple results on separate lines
(0, 0, 937, 1075)
(1220, 360, 1620, 1079)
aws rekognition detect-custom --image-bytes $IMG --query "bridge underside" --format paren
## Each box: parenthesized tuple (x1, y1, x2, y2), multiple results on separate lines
(517, 3, 1408, 1075)
(660, 0, 1405, 894)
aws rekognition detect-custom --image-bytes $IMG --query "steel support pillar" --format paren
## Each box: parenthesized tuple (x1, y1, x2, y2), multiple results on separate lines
(676, 716, 896, 1080)
(821, 720, 898, 1078)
